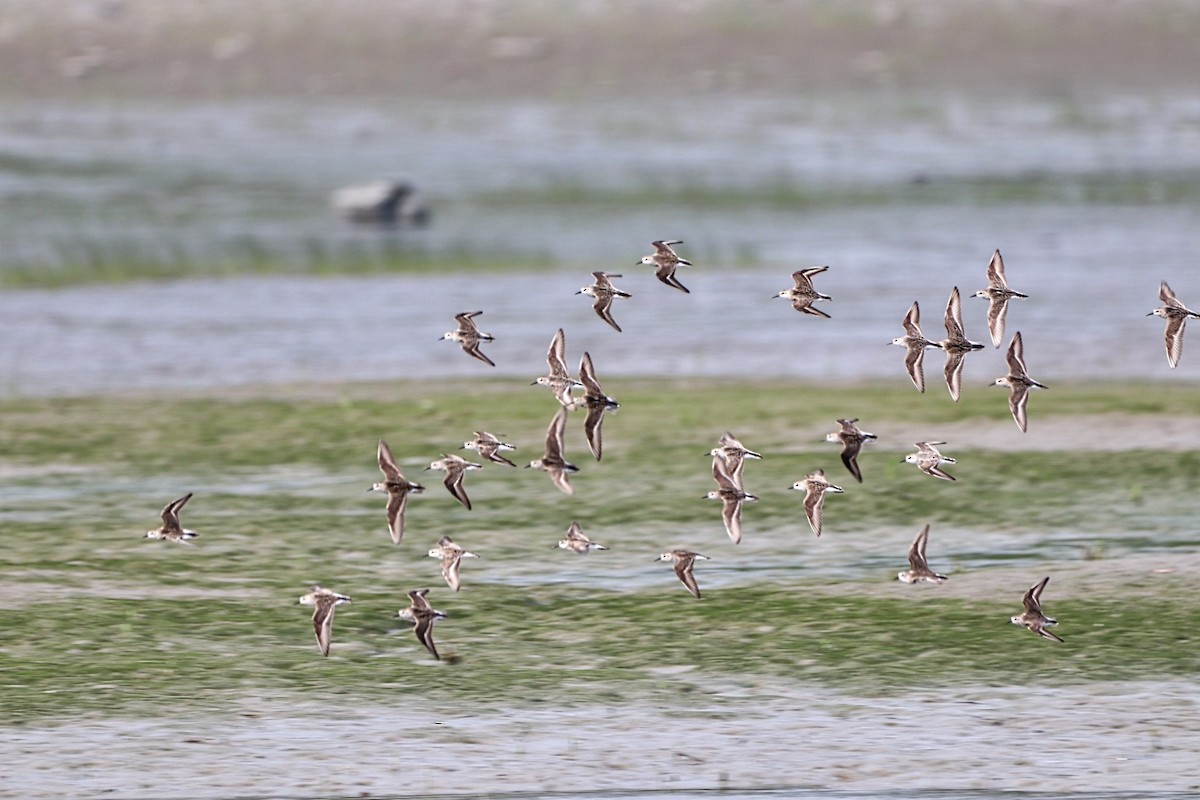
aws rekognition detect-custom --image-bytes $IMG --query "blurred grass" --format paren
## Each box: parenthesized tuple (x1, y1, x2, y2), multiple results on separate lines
(2, 378, 1200, 723)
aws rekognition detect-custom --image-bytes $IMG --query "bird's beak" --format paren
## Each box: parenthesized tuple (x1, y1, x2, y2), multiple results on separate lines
(530, 380, 539, 386)
(523, 464, 531, 469)
(899, 458, 907, 463)
(1146, 311, 1156, 316)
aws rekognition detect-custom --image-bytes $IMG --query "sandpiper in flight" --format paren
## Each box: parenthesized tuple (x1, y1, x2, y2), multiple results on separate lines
(773, 266, 832, 318)
(706, 454, 758, 545)
(427, 535, 479, 592)
(709, 431, 763, 491)
(578, 351, 619, 461)
(463, 431, 518, 467)
(577, 271, 632, 332)
(533, 328, 582, 408)
(1010, 576, 1063, 642)
(396, 588, 448, 660)
(427, 453, 482, 510)
(973, 249, 1028, 348)
(992, 331, 1048, 433)
(440, 310, 495, 367)
(789, 469, 844, 537)
(897, 524, 948, 583)
(937, 287, 985, 402)
(143, 492, 199, 544)
(890, 301, 942, 393)
(903, 441, 957, 481)
(526, 406, 579, 495)
(638, 240, 692, 294)
(298, 585, 352, 657)
(1149, 280, 1200, 369)
(824, 418, 877, 483)
(557, 521, 609, 553)
(657, 549, 709, 598)
(370, 439, 425, 544)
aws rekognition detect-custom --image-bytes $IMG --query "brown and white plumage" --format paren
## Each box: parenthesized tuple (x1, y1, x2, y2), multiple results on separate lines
(937, 287, 985, 402)
(143, 492, 199, 543)
(657, 549, 709, 598)
(789, 469, 844, 537)
(369, 439, 425, 544)
(992, 332, 1048, 433)
(533, 328, 582, 407)
(824, 418, 876, 484)
(578, 351, 619, 461)
(890, 301, 942, 393)
(463, 431, 518, 467)
(1149, 280, 1200, 369)
(427, 535, 478, 592)
(773, 266, 832, 317)
(577, 271, 632, 332)
(705, 455, 758, 544)
(441, 310, 495, 367)
(708, 431, 763, 491)
(973, 249, 1028, 348)
(557, 521, 609, 553)
(526, 407, 579, 495)
(427, 453, 482, 510)
(903, 441, 957, 481)
(638, 239, 692, 294)
(897, 524, 947, 583)
(298, 585, 352, 657)
(1010, 576, 1063, 642)
(395, 588, 448, 660)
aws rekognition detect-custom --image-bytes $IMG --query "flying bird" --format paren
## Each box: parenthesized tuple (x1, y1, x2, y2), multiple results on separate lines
(556, 521, 609, 553)
(440, 310, 495, 367)
(143, 492, 199, 544)
(897, 524, 947, 583)
(577, 271, 632, 332)
(1009, 576, 1063, 642)
(578, 351, 619, 461)
(824, 418, 876, 483)
(705, 455, 758, 544)
(532, 328, 582, 408)
(427, 453, 482, 510)
(298, 585, 352, 657)
(773, 266, 832, 318)
(890, 301, 942, 393)
(369, 439, 425, 544)
(708, 431, 762, 491)
(526, 407, 579, 495)
(937, 287, 985, 402)
(1149, 280, 1200, 369)
(426, 536, 479, 592)
(789, 469, 844, 537)
(462, 431, 518, 467)
(992, 331, 1048, 432)
(973, 249, 1028, 348)
(657, 549, 709, 598)
(395, 588, 449, 660)
(638, 239, 692, 294)
(903, 441, 957, 481)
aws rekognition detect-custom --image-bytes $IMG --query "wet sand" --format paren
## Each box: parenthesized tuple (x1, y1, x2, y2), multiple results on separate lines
(6, 680, 1199, 798)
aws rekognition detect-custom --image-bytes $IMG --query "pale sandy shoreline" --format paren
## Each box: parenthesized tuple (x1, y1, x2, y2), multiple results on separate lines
(6, 681, 1199, 798)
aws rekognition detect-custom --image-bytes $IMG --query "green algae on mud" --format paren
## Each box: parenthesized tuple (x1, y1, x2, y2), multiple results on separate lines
(2, 378, 1200, 722)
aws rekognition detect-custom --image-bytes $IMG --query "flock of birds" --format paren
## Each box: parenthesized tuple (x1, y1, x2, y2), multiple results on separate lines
(143, 242, 1199, 658)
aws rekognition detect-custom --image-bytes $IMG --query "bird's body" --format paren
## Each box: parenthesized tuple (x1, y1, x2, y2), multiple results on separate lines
(992, 332, 1048, 432)
(897, 524, 947, 583)
(937, 287, 985, 402)
(441, 310, 495, 367)
(657, 549, 709, 598)
(973, 249, 1028, 348)
(526, 407, 579, 494)
(1149, 280, 1200, 369)
(890, 301, 942, 393)
(427, 536, 478, 592)
(903, 441, 957, 481)
(1010, 576, 1063, 642)
(396, 588, 448, 660)
(427, 453, 482, 510)
(774, 266, 832, 317)
(298, 585, 352, 657)
(638, 239, 692, 294)
(578, 271, 632, 332)
(370, 439, 425, 544)
(143, 493, 199, 544)
(824, 418, 876, 483)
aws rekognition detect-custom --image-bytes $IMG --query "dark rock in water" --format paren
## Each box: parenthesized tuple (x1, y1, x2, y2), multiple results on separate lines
(331, 179, 431, 227)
